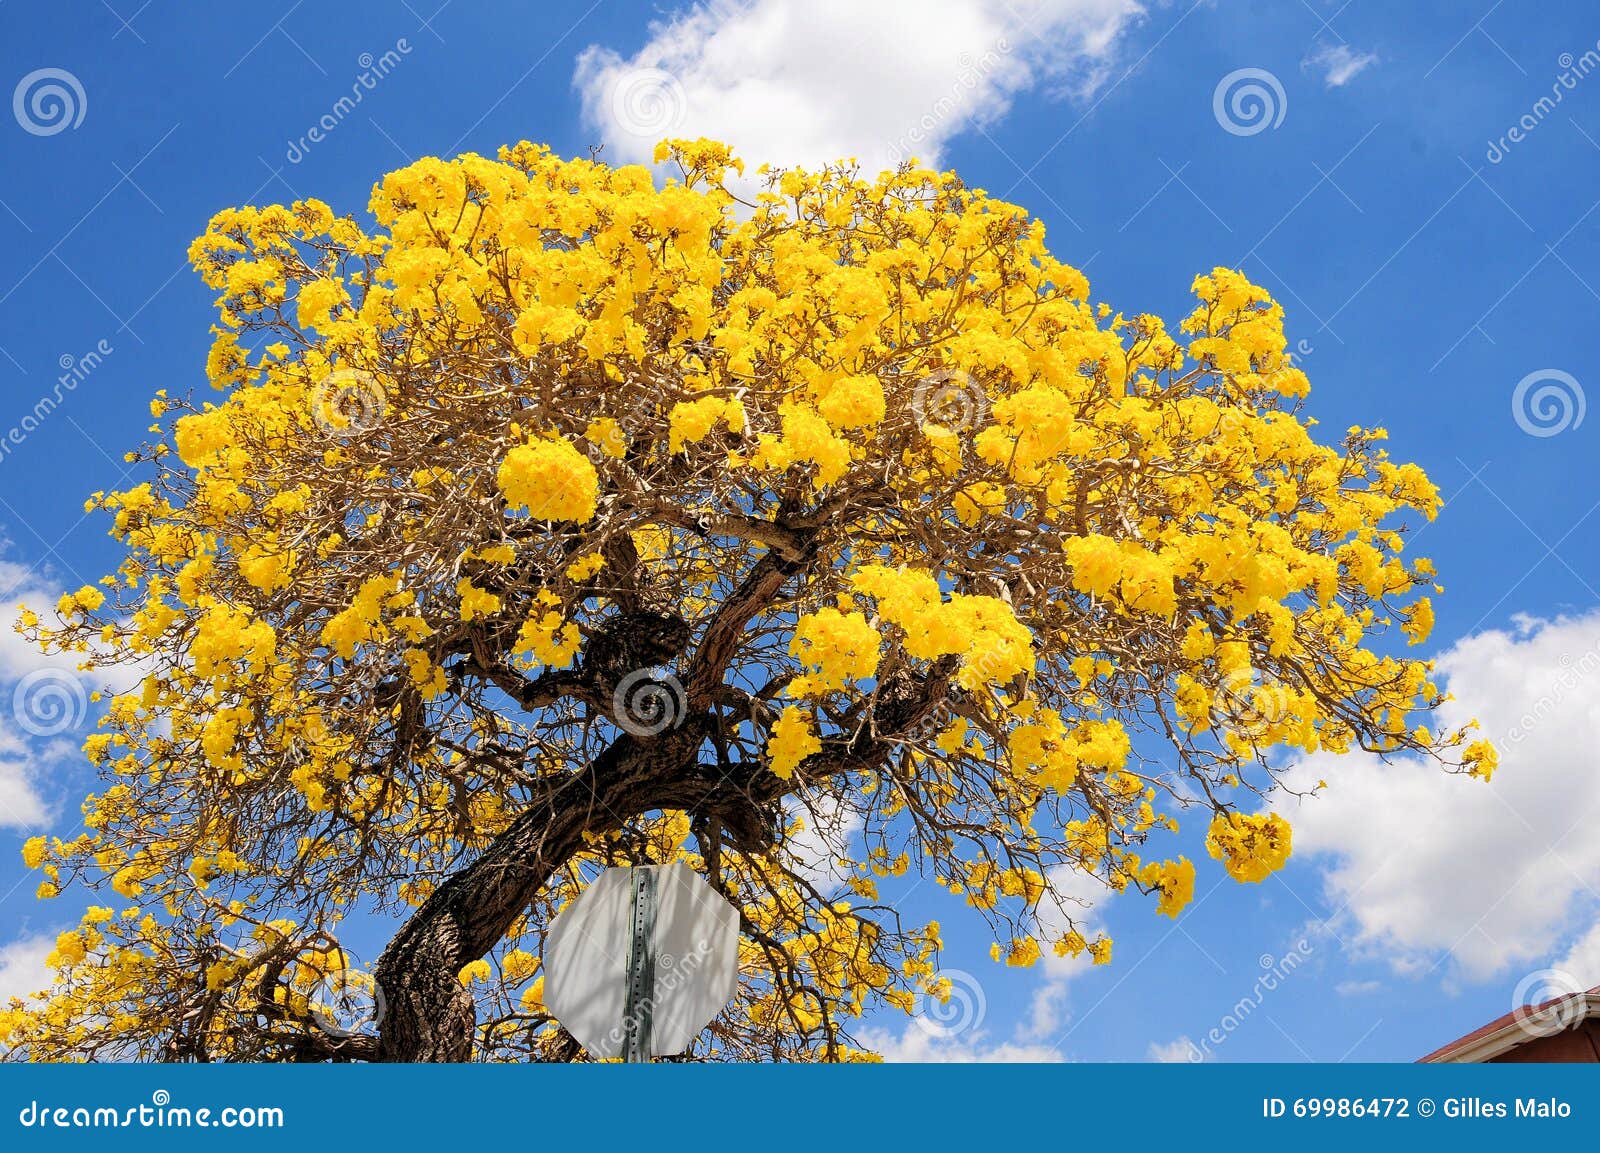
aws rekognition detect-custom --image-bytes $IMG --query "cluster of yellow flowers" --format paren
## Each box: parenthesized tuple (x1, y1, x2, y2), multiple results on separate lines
(1137, 857, 1198, 918)
(1205, 812, 1294, 883)
(788, 608, 881, 695)
(766, 707, 822, 781)
(1008, 711, 1132, 794)
(496, 433, 599, 522)
(850, 565, 1033, 691)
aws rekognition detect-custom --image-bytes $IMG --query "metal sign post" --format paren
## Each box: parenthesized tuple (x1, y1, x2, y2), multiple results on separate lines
(622, 866, 658, 1063)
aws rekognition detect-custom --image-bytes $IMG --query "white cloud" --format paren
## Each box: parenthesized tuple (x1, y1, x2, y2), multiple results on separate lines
(1555, 921, 1600, 990)
(0, 544, 144, 830)
(1278, 611, 1600, 982)
(1302, 42, 1378, 88)
(1335, 979, 1381, 996)
(0, 556, 87, 830)
(0, 934, 54, 1003)
(1148, 1035, 1203, 1062)
(781, 791, 864, 893)
(0, 758, 49, 830)
(860, 1019, 1065, 1061)
(1019, 863, 1116, 1038)
(573, 0, 1144, 172)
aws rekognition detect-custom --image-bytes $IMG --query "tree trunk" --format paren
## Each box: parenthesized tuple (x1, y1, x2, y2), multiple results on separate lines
(371, 654, 949, 1061)
(373, 725, 708, 1061)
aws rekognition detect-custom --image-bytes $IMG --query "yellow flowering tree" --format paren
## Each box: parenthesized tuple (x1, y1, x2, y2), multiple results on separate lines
(4, 139, 1490, 1062)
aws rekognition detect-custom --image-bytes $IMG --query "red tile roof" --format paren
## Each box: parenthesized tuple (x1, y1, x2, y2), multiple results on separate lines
(1419, 985, 1600, 1062)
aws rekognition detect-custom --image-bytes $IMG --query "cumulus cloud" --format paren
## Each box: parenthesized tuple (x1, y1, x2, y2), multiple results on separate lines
(0, 556, 90, 831)
(1555, 920, 1600, 989)
(1020, 864, 1116, 1038)
(780, 791, 864, 893)
(0, 545, 143, 831)
(1302, 42, 1379, 88)
(0, 753, 50, 831)
(573, 0, 1144, 172)
(0, 934, 54, 1003)
(1278, 611, 1600, 982)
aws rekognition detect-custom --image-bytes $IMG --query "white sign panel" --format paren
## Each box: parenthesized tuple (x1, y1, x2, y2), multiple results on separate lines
(544, 862, 740, 1059)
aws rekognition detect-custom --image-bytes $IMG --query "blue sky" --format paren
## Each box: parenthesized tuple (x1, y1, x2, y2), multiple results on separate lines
(1, 0, 1599, 1063)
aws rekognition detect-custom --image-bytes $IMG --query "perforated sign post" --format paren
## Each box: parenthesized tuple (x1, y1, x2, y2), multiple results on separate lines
(544, 862, 740, 1061)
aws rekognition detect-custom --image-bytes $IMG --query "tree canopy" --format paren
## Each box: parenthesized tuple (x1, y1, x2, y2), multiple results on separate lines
(3, 138, 1492, 1062)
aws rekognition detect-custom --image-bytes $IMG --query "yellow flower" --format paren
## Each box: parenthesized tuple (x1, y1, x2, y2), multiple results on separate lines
(766, 707, 820, 780)
(237, 540, 296, 592)
(789, 608, 880, 694)
(513, 594, 581, 669)
(564, 552, 605, 581)
(1462, 739, 1498, 781)
(668, 396, 744, 452)
(496, 436, 598, 522)
(1206, 812, 1292, 883)
(815, 374, 885, 430)
(457, 578, 502, 622)
(1138, 857, 1196, 918)
(21, 836, 47, 870)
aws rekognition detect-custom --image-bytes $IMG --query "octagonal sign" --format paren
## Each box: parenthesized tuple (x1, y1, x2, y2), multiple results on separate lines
(544, 862, 740, 1060)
